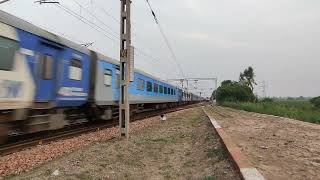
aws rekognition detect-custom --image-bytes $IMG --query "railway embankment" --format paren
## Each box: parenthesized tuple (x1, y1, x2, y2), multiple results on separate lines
(5, 107, 241, 179)
(204, 106, 320, 180)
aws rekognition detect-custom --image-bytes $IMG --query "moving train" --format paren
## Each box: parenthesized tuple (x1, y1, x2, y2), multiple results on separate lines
(0, 10, 202, 140)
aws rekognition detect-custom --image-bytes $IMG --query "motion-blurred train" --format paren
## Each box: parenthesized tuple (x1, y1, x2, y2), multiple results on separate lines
(0, 10, 203, 140)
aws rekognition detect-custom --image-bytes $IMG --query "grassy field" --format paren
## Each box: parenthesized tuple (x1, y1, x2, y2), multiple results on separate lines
(222, 100, 320, 124)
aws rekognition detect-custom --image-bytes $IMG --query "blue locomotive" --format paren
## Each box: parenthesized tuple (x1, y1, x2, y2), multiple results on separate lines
(0, 10, 202, 139)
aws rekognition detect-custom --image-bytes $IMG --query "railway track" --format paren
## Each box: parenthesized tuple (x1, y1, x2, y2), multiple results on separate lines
(209, 106, 233, 118)
(0, 103, 203, 156)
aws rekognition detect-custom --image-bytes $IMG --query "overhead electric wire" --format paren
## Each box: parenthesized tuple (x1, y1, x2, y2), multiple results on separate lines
(56, 4, 118, 43)
(144, 0, 185, 78)
(90, 1, 139, 41)
(27, 0, 173, 79)
(0, 0, 10, 4)
(2, 0, 182, 80)
(135, 47, 164, 65)
(56, 2, 165, 67)
(95, 5, 120, 24)
(70, 0, 120, 39)
(83, 0, 164, 61)
(38, 23, 86, 45)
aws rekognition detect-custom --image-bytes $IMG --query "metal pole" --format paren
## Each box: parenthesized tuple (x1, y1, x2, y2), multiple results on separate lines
(262, 81, 267, 98)
(119, 0, 131, 138)
(214, 78, 218, 91)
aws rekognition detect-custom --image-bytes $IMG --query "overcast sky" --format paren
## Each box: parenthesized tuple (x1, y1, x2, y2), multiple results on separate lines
(1, 0, 319, 97)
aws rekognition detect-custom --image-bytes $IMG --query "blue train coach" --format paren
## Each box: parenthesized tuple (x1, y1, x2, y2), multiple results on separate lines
(0, 10, 201, 138)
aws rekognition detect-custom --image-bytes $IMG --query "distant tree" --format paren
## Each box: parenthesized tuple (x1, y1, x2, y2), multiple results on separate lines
(259, 97, 274, 103)
(239, 66, 257, 92)
(221, 80, 233, 86)
(216, 80, 256, 103)
(211, 90, 217, 100)
(287, 97, 294, 100)
(310, 96, 320, 108)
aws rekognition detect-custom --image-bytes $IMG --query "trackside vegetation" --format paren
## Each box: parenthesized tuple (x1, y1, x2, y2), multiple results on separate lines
(215, 66, 257, 103)
(222, 100, 320, 124)
(214, 67, 320, 124)
(310, 96, 320, 108)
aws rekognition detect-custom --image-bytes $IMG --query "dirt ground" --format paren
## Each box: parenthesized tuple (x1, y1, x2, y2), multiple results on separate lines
(205, 106, 320, 180)
(7, 108, 240, 180)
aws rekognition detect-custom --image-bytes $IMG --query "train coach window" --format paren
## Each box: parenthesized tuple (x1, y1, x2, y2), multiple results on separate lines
(40, 55, 54, 80)
(154, 83, 159, 93)
(69, 59, 82, 81)
(104, 69, 112, 86)
(147, 81, 152, 92)
(159, 85, 164, 93)
(164, 87, 168, 94)
(137, 79, 145, 91)
(0, 37, 18, 71)
(174, 89, 176, 95)
(168, 88, 171, 95)
(171, 89, 174, 95)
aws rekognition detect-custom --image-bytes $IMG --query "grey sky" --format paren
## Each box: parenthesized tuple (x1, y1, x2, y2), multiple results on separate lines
(1, 0, 319, 97)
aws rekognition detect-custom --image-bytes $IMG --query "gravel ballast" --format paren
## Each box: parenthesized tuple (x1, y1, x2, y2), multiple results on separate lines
(0, 115, 160, 177)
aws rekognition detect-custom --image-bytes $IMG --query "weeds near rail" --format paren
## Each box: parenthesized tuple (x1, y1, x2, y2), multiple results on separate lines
(222, 100, 320, 124)
(207, 147, 227, 160)
(201, 175, 216, 180)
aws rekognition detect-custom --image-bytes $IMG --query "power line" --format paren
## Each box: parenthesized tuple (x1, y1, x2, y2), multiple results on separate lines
(35, 1, 175, 78)
(4, 0, 184, 79)
(56, 4, 118, 43)
(69, 0, 120, 39)
(144, 0, 185, 78)
(37, 23, 86, 44)
(94, 4, 120, 24)
(35, 0, 59, 4)
(135, 48, 162, 64)
(65, 0, 174, 74)
(0, 0, 10, 4)
(90, 1, 141, 43)
(56, 2, 170, 69)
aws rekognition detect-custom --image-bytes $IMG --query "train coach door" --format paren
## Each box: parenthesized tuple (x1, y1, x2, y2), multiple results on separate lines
(36, 43, 61, 102)
(114, 67, 120, 101)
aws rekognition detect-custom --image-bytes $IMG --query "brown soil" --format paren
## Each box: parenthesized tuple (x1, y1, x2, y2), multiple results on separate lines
(205, 106, 320, 180)
(7, 108, 241, 180)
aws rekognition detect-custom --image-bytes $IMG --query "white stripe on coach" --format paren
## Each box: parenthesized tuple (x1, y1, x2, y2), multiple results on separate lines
(0, 21, 18, 41)
(20, 48, 35, 56)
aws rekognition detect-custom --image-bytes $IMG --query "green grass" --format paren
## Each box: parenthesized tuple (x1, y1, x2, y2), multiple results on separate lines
(222, 100, 320, 124)
(201, 175, 216, 180)
(207, 147, 228, 160)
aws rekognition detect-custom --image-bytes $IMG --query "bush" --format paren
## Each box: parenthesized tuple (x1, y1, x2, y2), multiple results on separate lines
(216, 80, 255, 103)
(222, 101, 320, 124)
(310, 97, 320, 108)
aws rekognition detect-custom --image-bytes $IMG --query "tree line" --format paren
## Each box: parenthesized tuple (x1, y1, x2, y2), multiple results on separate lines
(213, 67, 320, 109)
(213, 66, 257, 103)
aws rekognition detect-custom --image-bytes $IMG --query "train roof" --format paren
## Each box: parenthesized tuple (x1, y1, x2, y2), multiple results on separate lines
(0, 10, 178, 88)
(0, 10, 90, 55)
